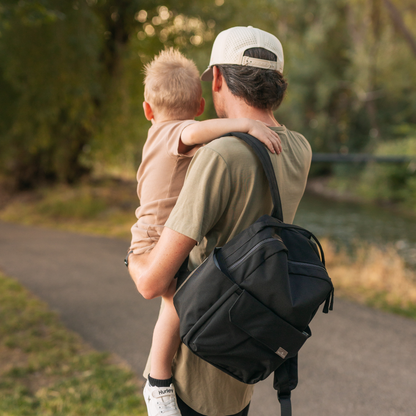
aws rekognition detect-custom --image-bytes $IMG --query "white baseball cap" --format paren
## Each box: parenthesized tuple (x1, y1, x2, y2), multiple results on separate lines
(201, 26, 284, 82)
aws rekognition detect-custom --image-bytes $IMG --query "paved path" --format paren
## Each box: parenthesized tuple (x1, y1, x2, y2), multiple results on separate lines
(1, 220, 416, 416)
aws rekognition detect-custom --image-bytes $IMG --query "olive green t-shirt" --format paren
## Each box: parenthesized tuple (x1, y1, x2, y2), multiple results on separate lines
(159, 126, 311, 415)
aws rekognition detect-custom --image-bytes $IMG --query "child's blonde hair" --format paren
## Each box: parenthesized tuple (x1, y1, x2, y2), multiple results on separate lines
(144, 48, 202, 119)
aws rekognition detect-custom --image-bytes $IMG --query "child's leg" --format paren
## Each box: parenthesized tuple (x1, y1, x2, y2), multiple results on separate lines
(150, 286, 181, 380)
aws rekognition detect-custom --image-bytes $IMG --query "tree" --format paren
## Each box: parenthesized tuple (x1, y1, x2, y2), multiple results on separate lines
(1, 0, 415, 189)
(0, 1, 104, 188)
(0, 0, 213, 189)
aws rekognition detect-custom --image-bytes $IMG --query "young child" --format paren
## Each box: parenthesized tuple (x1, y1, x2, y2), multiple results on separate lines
(127, 48, 281, 416)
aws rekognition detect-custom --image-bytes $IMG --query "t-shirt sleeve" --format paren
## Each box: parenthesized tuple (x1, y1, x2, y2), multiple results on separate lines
(165, 147, 231, 243)
(165, 120, 200, 157)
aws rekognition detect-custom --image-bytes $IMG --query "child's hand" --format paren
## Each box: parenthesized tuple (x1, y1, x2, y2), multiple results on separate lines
(247, 120, 282, 154)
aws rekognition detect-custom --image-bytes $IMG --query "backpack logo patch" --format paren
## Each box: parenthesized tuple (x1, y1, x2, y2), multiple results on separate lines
(276, 347, 288, 359)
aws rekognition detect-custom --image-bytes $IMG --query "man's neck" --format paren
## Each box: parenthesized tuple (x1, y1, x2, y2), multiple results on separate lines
(224, 99, 280, 127)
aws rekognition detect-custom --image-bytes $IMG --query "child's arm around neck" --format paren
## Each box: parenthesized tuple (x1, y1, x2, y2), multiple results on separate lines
(143, 100, 282, 155)
(180, 117, 282, 155)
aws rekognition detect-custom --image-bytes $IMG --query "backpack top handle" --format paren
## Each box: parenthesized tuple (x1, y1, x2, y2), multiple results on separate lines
(225, 132, 284, 222)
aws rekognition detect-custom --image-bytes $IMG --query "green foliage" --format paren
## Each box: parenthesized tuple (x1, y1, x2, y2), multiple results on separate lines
(356, 130, 416, 209)
(277, 0, 416, 154)
(329, 125, 416, 212)
(0, 1, 103, 188)
(0, 0, 218, 188)
(0, 0, 415, 190)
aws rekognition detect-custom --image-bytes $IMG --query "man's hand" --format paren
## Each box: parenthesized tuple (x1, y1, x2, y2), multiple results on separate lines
(128, 228, 197, 299)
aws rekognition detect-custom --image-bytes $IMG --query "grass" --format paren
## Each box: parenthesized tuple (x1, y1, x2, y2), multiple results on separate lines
(0, 271, 147, 416)
(0, 179, 138, 240)
(322, 239, 416, 320)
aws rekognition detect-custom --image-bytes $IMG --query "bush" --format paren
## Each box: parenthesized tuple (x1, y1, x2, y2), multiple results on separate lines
(356, 135, 416, 210)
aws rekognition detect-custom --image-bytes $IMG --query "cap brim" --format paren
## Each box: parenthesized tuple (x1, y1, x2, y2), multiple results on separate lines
(201, 67, 213, 82)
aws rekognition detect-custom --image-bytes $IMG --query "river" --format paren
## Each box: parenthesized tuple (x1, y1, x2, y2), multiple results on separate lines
(295, 192, 416, 269)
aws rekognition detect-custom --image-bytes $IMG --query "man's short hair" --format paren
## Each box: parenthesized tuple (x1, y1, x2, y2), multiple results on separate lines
(217, 48, 288, 111)
(144, 49, 202, 119)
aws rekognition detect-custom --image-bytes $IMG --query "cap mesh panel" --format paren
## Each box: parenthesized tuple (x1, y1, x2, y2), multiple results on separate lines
(223, 29, 258, 62)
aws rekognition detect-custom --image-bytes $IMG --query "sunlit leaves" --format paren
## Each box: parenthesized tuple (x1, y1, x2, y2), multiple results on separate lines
(0, 0, 415, 189)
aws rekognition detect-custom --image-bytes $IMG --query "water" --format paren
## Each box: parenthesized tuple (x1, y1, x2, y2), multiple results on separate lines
(294, 192, 416, 268)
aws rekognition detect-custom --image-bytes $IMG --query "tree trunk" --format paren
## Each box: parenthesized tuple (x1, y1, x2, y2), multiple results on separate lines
(382, 0, 416, 58)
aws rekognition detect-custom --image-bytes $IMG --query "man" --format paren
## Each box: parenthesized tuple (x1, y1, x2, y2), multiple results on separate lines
(128, 26, 312, 416)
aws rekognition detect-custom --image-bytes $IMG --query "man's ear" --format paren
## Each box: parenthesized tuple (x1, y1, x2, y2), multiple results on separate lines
(196, 98, 205, 117)
(212, 66, 223, 92)
(143, 101, 154, 121)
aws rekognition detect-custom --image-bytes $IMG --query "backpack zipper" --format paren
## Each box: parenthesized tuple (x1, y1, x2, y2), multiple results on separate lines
(288, 259, 326, 272)
(228, 238, 279, 272)
(288, 259, 333, 291)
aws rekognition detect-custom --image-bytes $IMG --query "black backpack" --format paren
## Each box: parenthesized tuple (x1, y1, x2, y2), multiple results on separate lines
(173, 132, 334, 416)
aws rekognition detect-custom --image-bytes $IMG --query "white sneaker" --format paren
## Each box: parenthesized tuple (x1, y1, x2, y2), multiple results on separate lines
(143, 380, 182, 416)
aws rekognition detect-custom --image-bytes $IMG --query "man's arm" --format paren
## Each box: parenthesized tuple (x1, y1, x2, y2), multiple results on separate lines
(128, 227, 196, 299)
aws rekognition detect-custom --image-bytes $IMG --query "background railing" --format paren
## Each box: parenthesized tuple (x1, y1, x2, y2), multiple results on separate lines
(312, 154, 414, 163)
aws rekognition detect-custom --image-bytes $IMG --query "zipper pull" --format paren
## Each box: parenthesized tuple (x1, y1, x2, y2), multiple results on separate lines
(323, 288, 334, 313)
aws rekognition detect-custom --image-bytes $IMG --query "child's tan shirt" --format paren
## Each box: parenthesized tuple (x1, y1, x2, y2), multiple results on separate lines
(130, 119, 198, 254)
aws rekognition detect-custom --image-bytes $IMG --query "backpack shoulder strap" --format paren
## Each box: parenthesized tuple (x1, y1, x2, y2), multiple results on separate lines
(225, 132, 284, 221)
(224, 132, 299, 410)
(273, 354, 299, 416)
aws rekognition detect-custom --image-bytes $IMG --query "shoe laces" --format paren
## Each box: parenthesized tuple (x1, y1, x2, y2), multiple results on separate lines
(153, 390, 180, 416)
